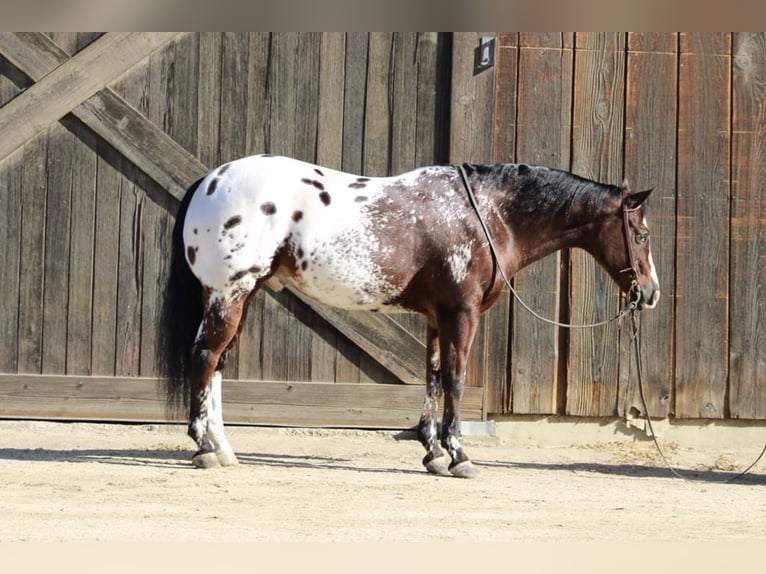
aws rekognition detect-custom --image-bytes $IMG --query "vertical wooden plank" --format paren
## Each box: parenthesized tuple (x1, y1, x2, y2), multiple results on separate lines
(619, 33, 678, 419)
(17, 137, 48, 374)
(197, 32, 223, 166)
(294, 32, 321, 161)
(729, 32, 766, 419)
(0, 55, 24, 373)
(90, 143, 121, 376)
(511, 33, 573, 415)
(0, 151, 22, 372)
(415, 32, 449, 168)
(115, 60, 151, 379)
(63, 117, 97, 375)
(316, 32, 345, 169)
(166, 33, 199, 156)
(675, 33, 731, 419)
(450, 32, 496, 403)
(567, 32, 626, 417)
(41, 123, 73, 375)
(114, 170, 144, 377)
(363, 32, 393, 176)
(342, 32, 368, 175)
(389, 32, 418, 175)
(245, 32, 271, 156)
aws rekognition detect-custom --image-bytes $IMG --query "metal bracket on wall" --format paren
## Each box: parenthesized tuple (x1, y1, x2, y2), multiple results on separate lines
(474, 36, 496, 74)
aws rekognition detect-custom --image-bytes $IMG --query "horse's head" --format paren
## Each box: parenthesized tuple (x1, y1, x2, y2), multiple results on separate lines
(596, 179, 660, 310)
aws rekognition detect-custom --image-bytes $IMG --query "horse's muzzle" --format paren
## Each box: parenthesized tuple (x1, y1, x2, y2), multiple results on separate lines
(638, 286, 660, 310)
(628, 282, 660, 311)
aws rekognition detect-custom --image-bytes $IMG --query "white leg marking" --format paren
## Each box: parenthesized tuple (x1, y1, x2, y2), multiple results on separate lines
(207, 371, 237, 465)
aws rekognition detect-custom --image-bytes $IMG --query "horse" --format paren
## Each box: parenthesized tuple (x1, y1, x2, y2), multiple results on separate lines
(157, 154, 660, 477)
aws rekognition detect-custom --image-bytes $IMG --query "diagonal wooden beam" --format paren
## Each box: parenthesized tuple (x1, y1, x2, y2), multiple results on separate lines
(0, 32, 180, 166)
(0, 32, 427, 386)
(0, 32, 200, 200)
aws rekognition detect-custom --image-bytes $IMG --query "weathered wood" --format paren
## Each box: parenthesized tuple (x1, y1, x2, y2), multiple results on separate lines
(0, 47, 25, 373)
(389, 33, 418, 175)
(90, 145, 122, 376)
(619, 33, 678, 419)
(567, 32, 626, 417)
(364, 32, 393, 177)
(729, 32, 766, 419)
(511, 33, 573, 415)
(197, 32, 223, 166)
(0, 374, 483, 427)
(0, 32, 180, 164)
(342, 32, 368, 175)
(41, 123, 73, 375)
(111, 63, 150, 379)
(675, 33, 731, 419)
(290, 291, 426, 386)
(0, 148, 22, 372)
(63, 117, 97, 376)
(0, 32, 204, 201)
(16, 137, 48, 374)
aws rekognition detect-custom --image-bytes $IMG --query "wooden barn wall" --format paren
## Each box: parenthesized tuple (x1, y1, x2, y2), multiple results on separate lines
(486, 32, 766, 421)
(0, 32, 764, 426)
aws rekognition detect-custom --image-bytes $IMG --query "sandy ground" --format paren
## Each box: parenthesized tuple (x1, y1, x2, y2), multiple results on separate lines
(1, 420, 765, 542)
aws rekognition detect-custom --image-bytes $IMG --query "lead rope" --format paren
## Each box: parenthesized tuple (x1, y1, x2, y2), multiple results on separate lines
(630, 311, 766, 482)
(458, 165, 765, 481)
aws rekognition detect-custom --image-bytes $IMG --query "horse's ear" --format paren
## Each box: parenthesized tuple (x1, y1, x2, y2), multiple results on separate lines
(624, 188, 654, 209)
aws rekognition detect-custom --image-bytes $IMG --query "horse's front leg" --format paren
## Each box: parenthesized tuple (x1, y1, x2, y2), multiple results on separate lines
(417, 325, 450, 475)
(438, 307, 481, 478)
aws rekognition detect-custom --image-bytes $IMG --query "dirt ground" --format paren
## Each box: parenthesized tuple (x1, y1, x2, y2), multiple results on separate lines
(1, 419, 765, 542)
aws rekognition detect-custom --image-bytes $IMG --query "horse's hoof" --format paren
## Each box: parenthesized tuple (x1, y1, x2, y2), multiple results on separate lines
(192, 451, 221, 469)
(216, 450, 239, 467)
(424, 454, 451, 476)
(449, 460, 479, 479)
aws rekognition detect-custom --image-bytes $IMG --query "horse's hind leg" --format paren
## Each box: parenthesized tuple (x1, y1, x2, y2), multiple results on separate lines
(417, 325, 450, 476)
(188, 292, 248, 468)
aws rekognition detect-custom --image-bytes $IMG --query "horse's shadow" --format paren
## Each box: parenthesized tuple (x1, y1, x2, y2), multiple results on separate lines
(1, 447, 763, 484)
(0, 447, 424, 475)
(476, 458, 766, 485)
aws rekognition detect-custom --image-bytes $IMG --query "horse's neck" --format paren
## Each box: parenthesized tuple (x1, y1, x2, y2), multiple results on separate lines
(513, 224, 594, 271)
(487, 185, 601, 273)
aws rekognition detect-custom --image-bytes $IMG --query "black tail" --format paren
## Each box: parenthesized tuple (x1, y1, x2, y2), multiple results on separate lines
(157, 177, 206, 419)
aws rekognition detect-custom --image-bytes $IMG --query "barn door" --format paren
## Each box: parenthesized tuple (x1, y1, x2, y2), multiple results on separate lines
(0, 33, 483, 427)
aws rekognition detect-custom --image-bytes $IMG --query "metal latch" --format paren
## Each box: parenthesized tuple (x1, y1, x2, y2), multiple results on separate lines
(474, 36, 496, 73)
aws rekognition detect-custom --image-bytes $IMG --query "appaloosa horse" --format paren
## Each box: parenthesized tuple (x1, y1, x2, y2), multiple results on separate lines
(158, 154, 660, 477)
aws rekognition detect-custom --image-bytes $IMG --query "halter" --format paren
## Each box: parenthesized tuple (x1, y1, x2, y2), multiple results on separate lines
(620, 195, 642, 311)
(457, 164, 640, 328)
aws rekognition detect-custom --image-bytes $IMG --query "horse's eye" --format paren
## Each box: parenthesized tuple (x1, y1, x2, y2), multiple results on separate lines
(635, 231, 649, 245)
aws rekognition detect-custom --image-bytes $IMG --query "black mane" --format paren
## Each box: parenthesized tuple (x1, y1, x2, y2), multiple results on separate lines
(465, 163, 621, 227)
